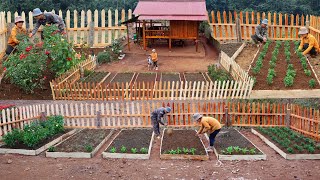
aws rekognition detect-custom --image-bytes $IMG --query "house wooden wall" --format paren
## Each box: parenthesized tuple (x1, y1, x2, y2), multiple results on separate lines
(170, 20, 198, 39)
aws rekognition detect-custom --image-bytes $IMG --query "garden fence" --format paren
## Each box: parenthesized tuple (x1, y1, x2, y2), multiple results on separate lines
(210, 11, 320, 43)
(1, 101, 319, 140)
(50, 80, 253, 101)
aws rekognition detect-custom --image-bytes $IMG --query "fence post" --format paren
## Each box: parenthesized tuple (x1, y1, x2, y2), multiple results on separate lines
(285, 108, 291, 127)
(96, 111, 101, 128)
(80, 67, 84, 78)
(236, 18, 242, 42)
(40, 112, 47, 121)
(224, 106, 231, 127)
(89, 21, 94, 47)
(306, 20, 310, 29)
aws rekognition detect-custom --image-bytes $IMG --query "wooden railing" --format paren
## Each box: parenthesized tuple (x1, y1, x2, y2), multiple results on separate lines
(145, 30, 170, 38)
(209, 11, 320, 43)
(1, 101, 319, 140)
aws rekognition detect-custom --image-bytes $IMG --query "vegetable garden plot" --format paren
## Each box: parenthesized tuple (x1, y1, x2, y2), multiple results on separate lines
(110, 73, 135, 84)
(250, 41, 319, 90)
(0, 116, 76, 155)
(160, 73, 181, 82)
(103, 129, 154, 159)
(220, 43, 243, 57)
(135, 73, 157, 82)
(213, 128, 266, 161)
(81, 72, 110, 83)
(184, 72, 206, 82)
(160, 129, 208, 160)
(252, 127, 320, 160)
(46, 129, 113, 158)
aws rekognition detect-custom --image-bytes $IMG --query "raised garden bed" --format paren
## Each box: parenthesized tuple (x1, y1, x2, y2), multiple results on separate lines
(249, 41, 320, 90)
(220, 43, 244, 58)
(103, 129, 154, 159)
(81, 72, 110, 83)
(135, 73, 157, 82)
(212, 128, 266, 161)
(252, 127, 320, 160)
(184, 72, 206, 82)
(160, 129, 208, 160)
(46, 129, 113, 158)
(110, 72, 135, 84)
(0, 129, 76, 155)
(160, 73, 181, 82)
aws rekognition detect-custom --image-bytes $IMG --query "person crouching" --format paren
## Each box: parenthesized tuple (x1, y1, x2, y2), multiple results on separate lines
(5, 16, 27, 56)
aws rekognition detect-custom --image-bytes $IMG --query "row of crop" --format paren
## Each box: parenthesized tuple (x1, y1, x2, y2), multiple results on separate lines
(283, 41, 296, 87)
(220, 146, 257, 155)
(294, 41, 317, 87)
(266, 41, 282, 85)
(108, 145, 148, 154)
(257, 127, 320, 154)
(252, 40, 272, 75)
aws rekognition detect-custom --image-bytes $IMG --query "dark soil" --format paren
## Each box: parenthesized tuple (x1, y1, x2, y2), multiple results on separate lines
(161, 73, 180, 82)
(220, 43, 243, 57)
(184, 72, 206, 82)
(80, 72, 110, 83)
(256, 128, 320, 154)
(1, 129, 72, 150)
(106, 129, 153, 154)
(161, 129, 206, 155)
(54, 129, 112, 152)
(250, 41, 320, 90)
(110, 73, 134, 84)
(0, 71, 53, 100)
(135, 73, 156, 82)
(102, 73, 116, 84)
(215, 128, 263, 155)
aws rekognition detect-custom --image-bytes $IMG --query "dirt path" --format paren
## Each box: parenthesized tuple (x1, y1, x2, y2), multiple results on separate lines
(235, 44, 259, 71)
(96, 37, 219, 73)
(0, 128, 319, 180)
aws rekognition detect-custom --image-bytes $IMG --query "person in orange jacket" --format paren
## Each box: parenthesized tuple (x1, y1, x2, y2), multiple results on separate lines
(150, 49, 158, 70)
(194, 113, 221, 152)
(297, 27, 320, 58)
(5, 16, 27, 56)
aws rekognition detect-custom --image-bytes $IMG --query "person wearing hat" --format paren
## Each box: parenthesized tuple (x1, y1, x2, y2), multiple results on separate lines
(28, 8, 66, 39)
(251, 19, 268, 45)
(151, 106, 171, 139)
(5, 16, 27, 56)
(150, 49, 158, 70)
(193, 113, 221, 152)
(297, 26, 320, 58)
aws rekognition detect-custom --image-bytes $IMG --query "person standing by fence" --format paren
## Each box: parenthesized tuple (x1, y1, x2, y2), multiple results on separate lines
(251, 19, 268, 46)
(297, 26, 320, 58)
(151, 106, 171, 139)
(193, 113, 221, 152)
(28, 8, 66, 39)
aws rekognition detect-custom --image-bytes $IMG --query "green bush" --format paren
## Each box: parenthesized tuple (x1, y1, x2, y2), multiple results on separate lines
(3, 129, 24, 147)
(208, 65, 233, 82)
(97, 51, 111, 64)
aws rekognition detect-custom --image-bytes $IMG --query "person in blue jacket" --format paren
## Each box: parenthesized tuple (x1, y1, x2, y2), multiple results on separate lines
(151, 106, 171, 139)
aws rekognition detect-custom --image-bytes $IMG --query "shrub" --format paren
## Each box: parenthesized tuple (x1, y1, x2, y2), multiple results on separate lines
(97, 51, 111, 64)
(207, 65, 233, 82)
(309, 79, 316, 88)
(3, 129, 24, 147)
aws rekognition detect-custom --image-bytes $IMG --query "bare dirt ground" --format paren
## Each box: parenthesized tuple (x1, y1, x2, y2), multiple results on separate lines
(235, 44, 259, 71)
(0, 128, 319, 180)
(95, 37, 219, 73)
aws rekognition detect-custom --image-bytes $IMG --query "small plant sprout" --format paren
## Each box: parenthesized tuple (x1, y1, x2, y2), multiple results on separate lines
(287, 147, 294, 154)
(249, 148, 256, 154)
(183, 148, 189, 154)
(241, 148, 249, 154)
(84, 144, 93, 152)
(176, 147, 182, 154)
(189, 148, 196, 155)
(131, 148, 138, 154)
(48, 146, 56, 152)
(110, 147, 116, 153)
(168, 149, 177, 154)
(226, 146, 234, 154)
(309, 79, 316, 88)
(120, 145, 127, 153)
(233, 146, 240, 153)
(140, 147, 148, 154)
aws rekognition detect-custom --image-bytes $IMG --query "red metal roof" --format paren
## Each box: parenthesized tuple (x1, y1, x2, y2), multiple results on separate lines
(133, 0, 208, 21)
